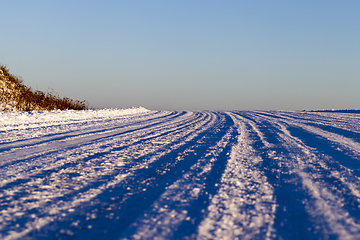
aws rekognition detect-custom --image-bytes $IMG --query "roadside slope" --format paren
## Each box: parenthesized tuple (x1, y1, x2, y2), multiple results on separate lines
(0, 65, 88, 111)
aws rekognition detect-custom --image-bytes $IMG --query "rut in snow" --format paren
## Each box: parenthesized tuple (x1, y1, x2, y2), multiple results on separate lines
(1, 108, 360, 239)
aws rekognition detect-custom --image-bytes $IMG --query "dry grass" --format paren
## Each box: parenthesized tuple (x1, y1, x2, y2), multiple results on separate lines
(0, 65, 89, 112)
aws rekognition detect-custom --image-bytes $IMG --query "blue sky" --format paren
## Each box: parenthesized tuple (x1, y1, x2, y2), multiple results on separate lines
(1, 1, 360, 110)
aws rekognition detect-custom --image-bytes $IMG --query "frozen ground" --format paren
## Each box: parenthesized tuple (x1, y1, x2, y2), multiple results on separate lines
(1, 108, 360, 239)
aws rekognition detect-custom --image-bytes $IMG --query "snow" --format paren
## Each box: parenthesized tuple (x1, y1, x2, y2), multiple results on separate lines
(1, 108, 360, 239)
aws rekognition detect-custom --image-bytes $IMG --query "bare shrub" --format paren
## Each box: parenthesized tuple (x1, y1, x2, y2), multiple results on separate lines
(0, 65, 89, 111)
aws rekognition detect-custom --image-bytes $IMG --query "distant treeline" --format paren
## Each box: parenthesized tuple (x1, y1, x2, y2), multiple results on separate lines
(0, 65, 89, 112)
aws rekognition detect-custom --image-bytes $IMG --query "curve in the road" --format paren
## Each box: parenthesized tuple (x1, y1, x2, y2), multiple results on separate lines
(1, 110, 360, 240)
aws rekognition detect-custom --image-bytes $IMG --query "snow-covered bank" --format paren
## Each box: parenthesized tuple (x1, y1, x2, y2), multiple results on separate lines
(0, 107, 152, 143)
(0, 107, 150, 130)
(1, 109, 360, 239)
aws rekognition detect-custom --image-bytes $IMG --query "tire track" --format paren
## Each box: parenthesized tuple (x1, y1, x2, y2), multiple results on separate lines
(0, 112, 191, 167)
(0, 112, 217, 239)
(0, 111, 178, 152)
(0, 109, 160, 144)
(234, 111, 329, 240)
(244, 111, 360, 239)
(197, 112, 276, 240)
(4, 113, 229, 239)
(3, 110, 360, 239)
(256, 111, 360, 143)
(0, 111, 208, 192)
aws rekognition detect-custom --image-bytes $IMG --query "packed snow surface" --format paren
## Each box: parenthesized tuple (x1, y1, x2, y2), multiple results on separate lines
(1, 107, 360, 239)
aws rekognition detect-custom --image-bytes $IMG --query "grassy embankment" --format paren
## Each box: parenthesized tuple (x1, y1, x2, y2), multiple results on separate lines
(0, 65, 88, 112)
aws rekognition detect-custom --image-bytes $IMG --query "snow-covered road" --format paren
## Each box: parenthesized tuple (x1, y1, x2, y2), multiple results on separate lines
(1, 108, 360, 239)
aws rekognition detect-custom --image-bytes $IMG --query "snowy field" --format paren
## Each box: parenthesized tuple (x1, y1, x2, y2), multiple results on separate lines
(1, 108, 360, 240)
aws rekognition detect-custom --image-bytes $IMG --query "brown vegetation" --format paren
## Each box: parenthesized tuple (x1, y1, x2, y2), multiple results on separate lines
(0, 65, 89, 112)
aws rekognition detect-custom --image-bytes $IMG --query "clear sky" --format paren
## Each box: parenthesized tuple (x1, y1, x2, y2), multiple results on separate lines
(1, 1, 360, 110)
